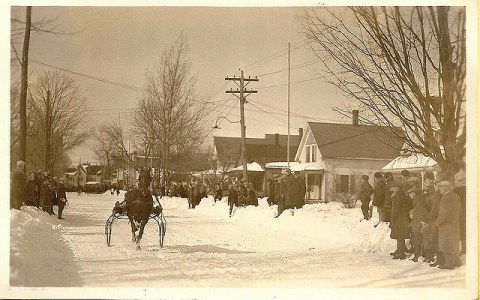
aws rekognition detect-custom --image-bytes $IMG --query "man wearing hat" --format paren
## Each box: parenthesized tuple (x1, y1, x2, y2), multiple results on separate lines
(389, 182, 411, 259)
(293, 171, 306, 210)
(57, 178, 68, 219)
(372, 172, 386, 226)
(436, 181, 461, 269)
(10, 160, 26, 210)
(454, 167, 466, 255)
(267, 174, 279, 206)
(359, 175, 374, 221)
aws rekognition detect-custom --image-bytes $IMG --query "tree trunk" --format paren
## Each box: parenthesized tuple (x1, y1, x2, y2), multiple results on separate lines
(19, 6, 32, 164)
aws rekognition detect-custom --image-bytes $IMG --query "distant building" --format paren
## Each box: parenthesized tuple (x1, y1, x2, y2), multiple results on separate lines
(266, 122, 403, 203)
(64, 163, 104, 187)
(213, 130, 302, 192)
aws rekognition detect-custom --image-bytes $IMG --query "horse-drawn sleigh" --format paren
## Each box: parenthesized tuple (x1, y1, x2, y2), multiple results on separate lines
(104, 188, 166, 250)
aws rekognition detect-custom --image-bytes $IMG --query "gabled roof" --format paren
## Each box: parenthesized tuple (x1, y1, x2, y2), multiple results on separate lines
(306, 122, 403, 160)
(214, 134, 301, 166)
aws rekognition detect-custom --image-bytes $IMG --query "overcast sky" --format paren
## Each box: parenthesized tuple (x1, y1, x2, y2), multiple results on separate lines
(12, 2, 474, 163)
(10, 6, 381, 164)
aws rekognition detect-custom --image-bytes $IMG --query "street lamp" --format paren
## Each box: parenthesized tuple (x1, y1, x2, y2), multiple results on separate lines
(212, 116, 240, 129)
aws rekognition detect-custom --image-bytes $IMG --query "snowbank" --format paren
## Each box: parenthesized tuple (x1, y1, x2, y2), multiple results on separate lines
(159, 195, 395, 254)
(10, 207, 83, 287)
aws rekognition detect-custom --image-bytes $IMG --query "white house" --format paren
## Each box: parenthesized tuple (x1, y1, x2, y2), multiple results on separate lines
(291, 122, 402, 203)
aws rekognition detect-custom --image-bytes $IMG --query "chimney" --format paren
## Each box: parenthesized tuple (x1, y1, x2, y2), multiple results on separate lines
(352, 110, 359, 127)
(274, 133, 279, 145)
(298, 128, 303, 139)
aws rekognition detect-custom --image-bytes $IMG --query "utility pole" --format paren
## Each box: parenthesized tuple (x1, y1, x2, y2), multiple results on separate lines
(287, 42, 291, 169)
(225, 70, 258, 184)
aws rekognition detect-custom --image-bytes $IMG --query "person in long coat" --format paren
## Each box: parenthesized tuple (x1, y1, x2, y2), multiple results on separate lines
(24, 172, 38, 207)
(39, 176, 52, 213)
(11, 160, 26, 210)
(275, 176, 287, 217)
(383, 172, 394, 222)
(227, 184, 238, 217)
(389, 183, 411, 259)
(408, 183, 430, 262)
(372, 172, 386, 223)
(359, 175, 374, 221)
(436, 181, 461, 269)
(284, 169, 296, 210)
(57, 179, 68, 219)
(293, 171, 306, 209)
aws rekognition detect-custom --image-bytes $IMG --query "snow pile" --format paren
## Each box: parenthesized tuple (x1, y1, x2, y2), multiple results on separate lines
(160, 195, 395, 254)
(10, 207, 83, 287)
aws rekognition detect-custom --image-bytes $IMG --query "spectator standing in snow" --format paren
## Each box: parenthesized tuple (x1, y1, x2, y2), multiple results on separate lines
(275, 176, 287, 217)
(420, 177, 436, 263)
(435, 180, 461, 269)
(408, 179, 429, 262)
(284, 169, 296, 213)
(214, 184, 223, 203)
(453, 167, 466, 255)
(50, 176, 59, 215)
(293, 171, 306, 210)
(267, 176, 277, 206)
(372, 172, 386, 226)
(359, 175, 374, 221)
(389, 183, 411, 259)
(227, 184, 238, 217)
(247, 183, 258, 206)
(11, 160, 26, 210)
(57, 178, 68, 220)
(24, 172, 38, 207)
(383, 172, 394, 222)
(39, 174, 53, 214)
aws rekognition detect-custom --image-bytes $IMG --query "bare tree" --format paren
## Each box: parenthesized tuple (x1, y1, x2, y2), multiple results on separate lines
(27, 71, 89, 175)
(132, 33, 210, 184)
(301, 7, 466, 178)
(91, 125, 119, 181)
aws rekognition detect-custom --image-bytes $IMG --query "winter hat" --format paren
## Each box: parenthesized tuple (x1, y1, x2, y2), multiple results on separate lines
(384, 172, 393, 179)
(374, 172, 383, 179)
(401, 169, 410, 177)
(362, 175, 369, 181)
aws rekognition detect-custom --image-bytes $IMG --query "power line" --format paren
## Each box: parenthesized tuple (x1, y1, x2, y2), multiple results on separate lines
(256, 58, 320, 77)
(256, 76, 322, 90)
(243, 39, 308, 72)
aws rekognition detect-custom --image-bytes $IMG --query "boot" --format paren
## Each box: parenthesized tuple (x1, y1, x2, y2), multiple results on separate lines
(392, 252, 406, 260)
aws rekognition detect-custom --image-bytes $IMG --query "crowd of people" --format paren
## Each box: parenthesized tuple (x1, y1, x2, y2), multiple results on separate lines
(358, 168, 467, 270)
(10, 160, 68, 219)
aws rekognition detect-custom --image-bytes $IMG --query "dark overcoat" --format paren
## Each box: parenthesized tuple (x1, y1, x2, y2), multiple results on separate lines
(285, 174, 296, 209)
(454, 186, 466, 240)
(293, 176, 306, 208)
(389, 189, 411, 240)
(437, 190, 461, 254)
(372, 178, 386, 207)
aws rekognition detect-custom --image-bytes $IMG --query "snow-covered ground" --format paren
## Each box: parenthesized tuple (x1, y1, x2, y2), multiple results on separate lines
(7, 192, 473, 299)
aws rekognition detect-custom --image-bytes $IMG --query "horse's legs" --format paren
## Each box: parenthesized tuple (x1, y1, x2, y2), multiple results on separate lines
(136, 218, 149, 250)
(129, 216, 137, 242)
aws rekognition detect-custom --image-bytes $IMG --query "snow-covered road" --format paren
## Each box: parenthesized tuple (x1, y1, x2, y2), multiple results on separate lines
(10, 191, 467, 291)
(19, 192, 469, 288)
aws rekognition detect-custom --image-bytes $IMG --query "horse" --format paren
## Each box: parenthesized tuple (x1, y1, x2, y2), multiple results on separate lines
(124, 188, 154, 250)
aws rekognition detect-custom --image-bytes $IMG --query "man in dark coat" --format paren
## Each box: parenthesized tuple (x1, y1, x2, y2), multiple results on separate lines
(359, 175, 374, 221)
(383, 172, 394, 222)
(227, 184, 238, 217)
(372, 172, 386, 225)
(267, 177, 276, 206)
(214, 184, 223, 203)
(389, 183, 411, 259)
(420, 177, 436, 263)
(11, 160, 26, 210)
(408, 182, 430, 262)
(284, 169, 296, 212)
(57, 178, 68, 219)
(436, 181, 461, 269)
(247, 183, 258, 206)
(24, 172, 38, 207)
(39, 175, 52, 214)
(293, 171, 306, 209)
(275, 176, 287, 217)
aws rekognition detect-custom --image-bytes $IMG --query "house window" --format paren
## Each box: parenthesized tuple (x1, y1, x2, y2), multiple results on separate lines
(311, 145, 316, 162)
(306, 146, 311, 163)
(305, 145, 316, 163)
(335, 174, 350, 193)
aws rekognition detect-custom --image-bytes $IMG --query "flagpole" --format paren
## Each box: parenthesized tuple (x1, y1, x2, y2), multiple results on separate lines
(287, 42, 291, 169)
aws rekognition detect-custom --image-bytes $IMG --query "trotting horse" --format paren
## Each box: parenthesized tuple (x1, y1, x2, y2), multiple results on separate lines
(124, 188, 154, 250)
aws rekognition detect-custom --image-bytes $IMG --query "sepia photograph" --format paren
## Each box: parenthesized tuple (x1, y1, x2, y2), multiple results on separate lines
(3, 1, 478, 299)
